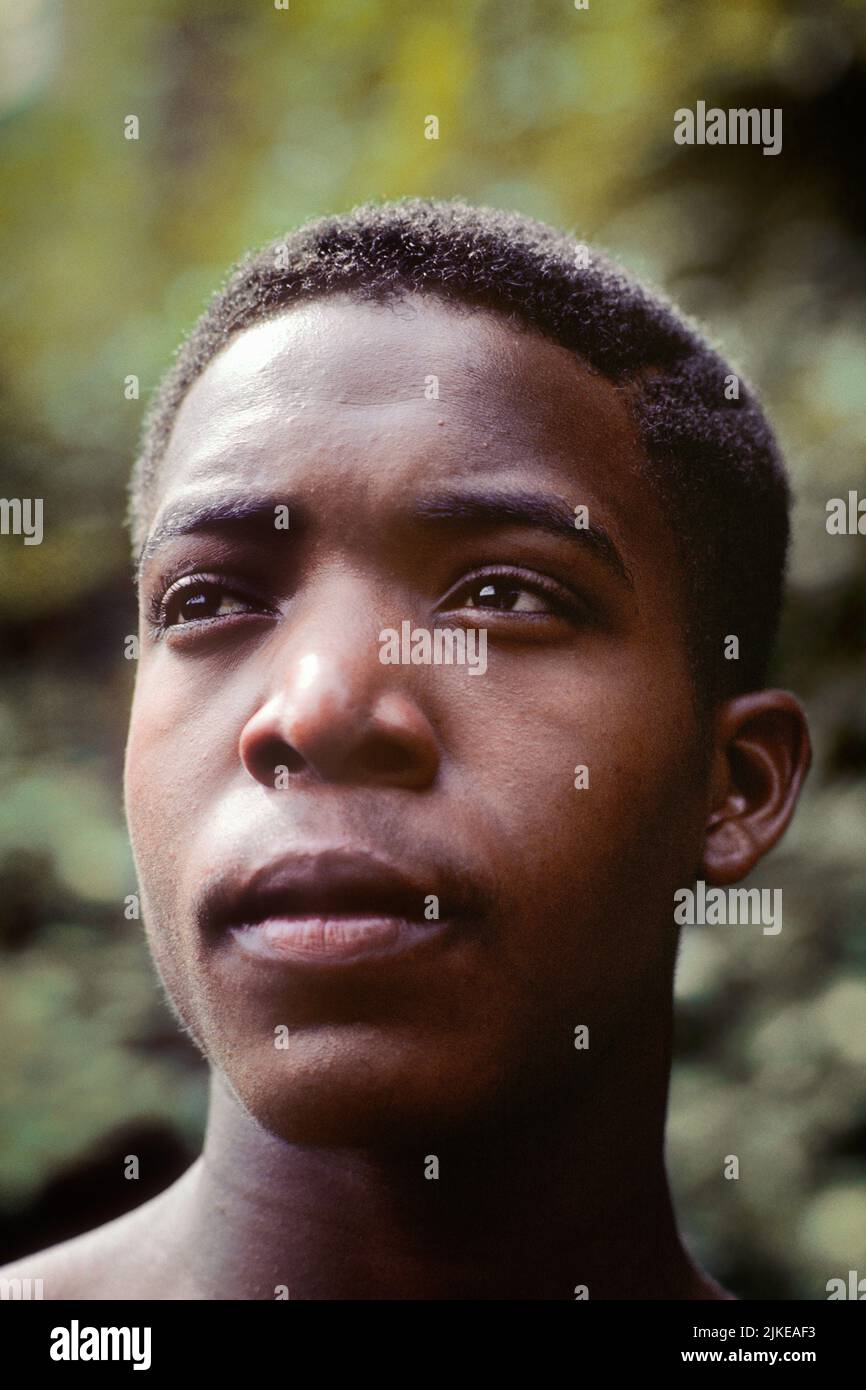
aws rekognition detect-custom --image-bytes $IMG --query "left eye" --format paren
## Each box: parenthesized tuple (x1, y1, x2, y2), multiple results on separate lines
(439, 572, 575, 622)
(456, 577, 553, 613)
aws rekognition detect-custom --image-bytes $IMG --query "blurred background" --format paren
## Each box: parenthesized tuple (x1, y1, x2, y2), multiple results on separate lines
(1, 0, 864, 1298)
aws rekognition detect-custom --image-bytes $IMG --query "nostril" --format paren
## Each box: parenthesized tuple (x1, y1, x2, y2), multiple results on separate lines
(359, 734, 419, 779)
(249, 737, 307, 787)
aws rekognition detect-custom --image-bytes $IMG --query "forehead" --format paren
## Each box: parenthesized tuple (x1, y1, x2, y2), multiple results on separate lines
(153, 294, 649, 519)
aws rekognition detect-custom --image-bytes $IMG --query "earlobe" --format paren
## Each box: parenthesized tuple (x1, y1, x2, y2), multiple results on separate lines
(701, 691, 811, 885)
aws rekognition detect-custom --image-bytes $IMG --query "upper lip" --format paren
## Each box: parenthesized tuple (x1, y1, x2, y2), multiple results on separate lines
(201, 847, 472, 936)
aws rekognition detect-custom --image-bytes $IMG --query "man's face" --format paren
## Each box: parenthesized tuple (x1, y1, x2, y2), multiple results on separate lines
(125, 295, 708, 1144)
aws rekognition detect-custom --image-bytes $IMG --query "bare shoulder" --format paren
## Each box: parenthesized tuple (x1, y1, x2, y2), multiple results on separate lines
(692, 1268, 739, 1300)
(0, 1164, 201, 1300)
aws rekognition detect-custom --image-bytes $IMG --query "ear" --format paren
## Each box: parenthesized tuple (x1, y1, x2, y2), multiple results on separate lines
(701, 691, 811, 885)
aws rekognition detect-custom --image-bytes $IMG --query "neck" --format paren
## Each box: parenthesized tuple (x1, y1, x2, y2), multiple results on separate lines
(160, 1012, 711, 1300)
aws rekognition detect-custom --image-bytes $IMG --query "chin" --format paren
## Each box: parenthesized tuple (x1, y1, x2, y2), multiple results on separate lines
(224, 1029, 504, 1147)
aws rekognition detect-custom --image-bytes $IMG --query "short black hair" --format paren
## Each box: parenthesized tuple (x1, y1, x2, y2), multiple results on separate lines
(129, 196, 791, 707)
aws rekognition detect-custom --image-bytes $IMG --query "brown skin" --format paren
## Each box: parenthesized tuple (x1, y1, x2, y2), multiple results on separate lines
(0, 295, 810, 1299)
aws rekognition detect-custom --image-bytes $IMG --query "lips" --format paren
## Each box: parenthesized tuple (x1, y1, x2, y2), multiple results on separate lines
(201, 847, 475, 967)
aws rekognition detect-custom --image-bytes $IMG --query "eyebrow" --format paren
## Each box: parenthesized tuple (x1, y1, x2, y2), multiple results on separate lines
(136, 496, 293, 582)
(137, 487, 633, 590)
(411, 488, 634, 589)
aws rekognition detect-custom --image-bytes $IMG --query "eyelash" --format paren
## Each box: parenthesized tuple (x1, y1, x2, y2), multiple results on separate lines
(146, 565, 590, 638)
(146, 571, 273, 636)
(439, 566, 590, 623)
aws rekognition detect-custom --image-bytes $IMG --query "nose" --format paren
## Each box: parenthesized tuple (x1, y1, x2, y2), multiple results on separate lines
(238, 616, 441, 791)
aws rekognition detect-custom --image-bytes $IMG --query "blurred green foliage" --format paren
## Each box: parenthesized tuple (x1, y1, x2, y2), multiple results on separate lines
(1, 0, 865, 1296)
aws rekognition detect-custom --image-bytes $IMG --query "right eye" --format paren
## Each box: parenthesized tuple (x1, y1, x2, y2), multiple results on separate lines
(156, 573, 267, 630)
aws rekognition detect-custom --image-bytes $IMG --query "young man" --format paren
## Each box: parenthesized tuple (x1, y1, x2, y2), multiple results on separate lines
(2, 198, 810, 1299)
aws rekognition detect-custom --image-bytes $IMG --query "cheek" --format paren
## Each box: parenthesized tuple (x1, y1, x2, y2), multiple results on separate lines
(123, 662, 231, 899)
(441, 648, 701, 937)
(448, 640, 695, 807)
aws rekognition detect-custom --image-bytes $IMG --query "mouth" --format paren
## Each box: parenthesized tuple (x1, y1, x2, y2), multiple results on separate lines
(204, 847, 475, 969)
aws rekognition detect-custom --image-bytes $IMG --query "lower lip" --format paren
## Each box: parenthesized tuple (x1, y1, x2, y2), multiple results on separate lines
(228, 914, 451, 965)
